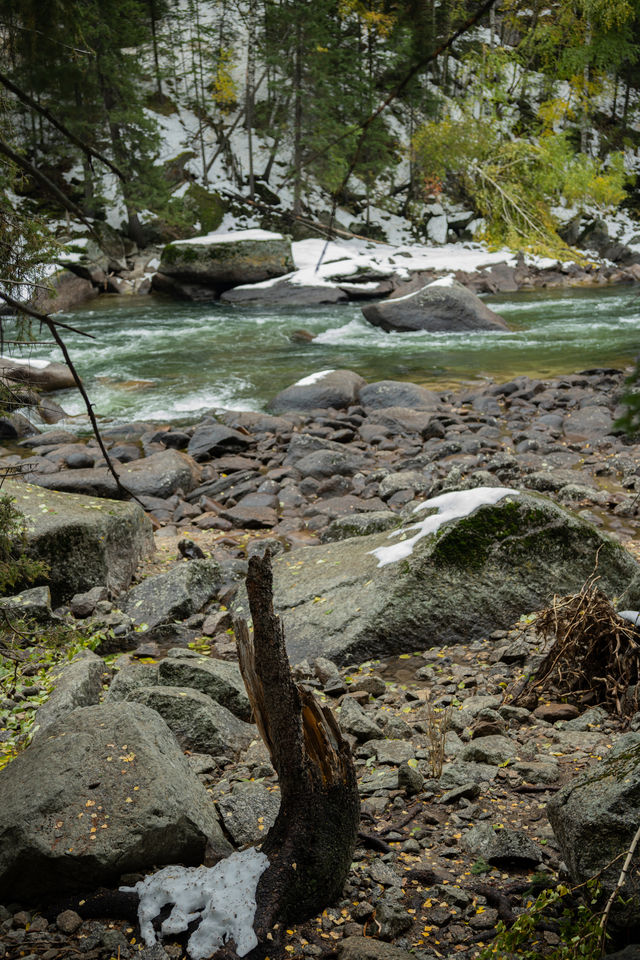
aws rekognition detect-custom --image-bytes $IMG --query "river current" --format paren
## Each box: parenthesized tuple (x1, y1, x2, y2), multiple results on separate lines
(12, 284, 640, 426)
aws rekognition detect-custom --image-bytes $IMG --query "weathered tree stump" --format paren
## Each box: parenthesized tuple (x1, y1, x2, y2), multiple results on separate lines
(234, 551, 360, 946)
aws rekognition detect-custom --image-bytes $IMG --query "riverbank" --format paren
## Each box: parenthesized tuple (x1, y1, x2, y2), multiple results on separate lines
(2, 367, 640, 959)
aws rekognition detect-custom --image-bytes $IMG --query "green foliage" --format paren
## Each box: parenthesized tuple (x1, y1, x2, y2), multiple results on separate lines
(614, 362, 640, 436)
(0, 618, 105, 770)
(0, 496, 48, 596)
(478, 881, 605, 960)
(412, 115, 628, 255)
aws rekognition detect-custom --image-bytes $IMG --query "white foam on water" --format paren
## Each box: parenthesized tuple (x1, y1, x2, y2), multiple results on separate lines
(122, 847, 269, 959)
(370, 487, 519, 567)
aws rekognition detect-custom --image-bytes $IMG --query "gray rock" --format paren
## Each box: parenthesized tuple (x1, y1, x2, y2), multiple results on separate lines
(121, 559, 222, 630)
(0, 357, 76, 392)
(234, 489, 640, 665)
(463, 823, 543, 866)
(69, 586, 108, 619)
(563, 406, 615, 440)
(359, 381, 440, 411)
(548, 741, 640, 927)
(221, 279, 347, 305)
(0, 702, 230, 899)
(157, 655, 251, 721)
(460, 735, 519, 765)
(439, 761, 499, 788)
(29, 450, 200, 500)
(129, 686, 255, 755)
(187, 424, 252, 462)
(362, 279, 508, 333)
(293, 448, 367, 479)
(269, 369, 366, 414)
(158, 234, 294, 287)
(106, 659, 158, 702)
(374, 889, 413, 940)
(398, 760, 424, 796)
(2, 480, 153, 605)
(0, 586, 52, 620)
(339, 936, 418, 960)
(371, 740, 415, 765)
(33, 650, 108, 738)
(338, 696, 384, 741)
(379, 471, 432, 500)
(216, 780, 280, 846)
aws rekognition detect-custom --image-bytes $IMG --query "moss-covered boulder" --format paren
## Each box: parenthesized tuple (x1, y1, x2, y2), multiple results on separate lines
(234, 488, 640, 665)
(2, 480, 153, 605)
(157, 229, 293, 290)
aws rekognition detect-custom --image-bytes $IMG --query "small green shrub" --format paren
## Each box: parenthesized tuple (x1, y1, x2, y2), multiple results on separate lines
(0, 495, 48, 596)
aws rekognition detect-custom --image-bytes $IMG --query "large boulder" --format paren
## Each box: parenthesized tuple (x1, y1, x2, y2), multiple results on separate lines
(158, 653, 252, 721)
(220, 277, 347, 305)
(359, 380, 441, 411)
(269, 369, 367, 414)
(362, 278, 508, 333)
(121, 558, 223, 629)
(0, 702, 231, 900)
(547, 736, 640, 928)
(128, 686, 255, 755)
(2, 480, 153, 605)
(0, 356, 76, 391)
(33, 650, 108, 739)
(234, 488, 640, 665)
(157, 230, 294, 290)
(28, 449, 200, 500)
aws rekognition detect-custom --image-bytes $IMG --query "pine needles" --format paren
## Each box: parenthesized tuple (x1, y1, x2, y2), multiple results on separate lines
(517, 574, 640, 718)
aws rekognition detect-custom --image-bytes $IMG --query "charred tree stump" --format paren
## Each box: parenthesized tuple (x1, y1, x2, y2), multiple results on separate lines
(234, 551, 360, 944)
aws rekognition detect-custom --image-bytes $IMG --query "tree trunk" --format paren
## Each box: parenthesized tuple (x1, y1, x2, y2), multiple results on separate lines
(292, 18, 303, 217)
(234, 552, 360, 941)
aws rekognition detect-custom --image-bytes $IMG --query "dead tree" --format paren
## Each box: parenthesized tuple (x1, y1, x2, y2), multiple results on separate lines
(234, 551, 360, 943)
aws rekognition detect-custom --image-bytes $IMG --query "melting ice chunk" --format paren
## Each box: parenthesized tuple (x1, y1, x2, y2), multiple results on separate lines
(370, 486, 519, 567)
(122, 847, 269, 959)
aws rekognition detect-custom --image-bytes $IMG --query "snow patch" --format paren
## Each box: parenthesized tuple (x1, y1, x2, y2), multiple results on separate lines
(122, 847, 269, 959)
(174, 229, 284, 246)
(428, 274, 457, 288)
(295, 369, 335, 386)
(370, 487, 519, 567)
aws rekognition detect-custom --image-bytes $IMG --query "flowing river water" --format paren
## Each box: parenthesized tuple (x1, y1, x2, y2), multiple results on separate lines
(12, 283, 640, 426)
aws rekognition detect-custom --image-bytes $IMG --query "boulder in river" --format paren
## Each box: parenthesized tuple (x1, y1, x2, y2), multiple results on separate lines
(0, 356, 76, 391)
(220, 277, 348, 305)
(1, 480, 153, 605)
(234, 488, 640, 665)
(361, 277, 508, 333)
(269, 369, 367, 414)
(157, 229, 294, 290)
(0, 702, 231, 900)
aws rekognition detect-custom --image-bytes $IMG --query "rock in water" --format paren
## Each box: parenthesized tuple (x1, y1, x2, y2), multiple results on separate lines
(157, 230, 294, 291)
(269, 369, 366, 414)
(1, 480, 153, 605)
(0, 702, 231, 899)
(234, 488, 640, 665)
(361, 278, 508, 332)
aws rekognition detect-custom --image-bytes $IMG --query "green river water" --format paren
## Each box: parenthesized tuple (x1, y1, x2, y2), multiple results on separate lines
(10, 283, 640, 426)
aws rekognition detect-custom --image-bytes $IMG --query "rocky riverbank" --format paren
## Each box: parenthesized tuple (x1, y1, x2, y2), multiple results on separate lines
(38, 225, 640, 317)
(2, 366, 640, 959)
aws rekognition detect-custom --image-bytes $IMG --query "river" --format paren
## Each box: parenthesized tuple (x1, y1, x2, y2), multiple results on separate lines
(10, 284, 640, 426)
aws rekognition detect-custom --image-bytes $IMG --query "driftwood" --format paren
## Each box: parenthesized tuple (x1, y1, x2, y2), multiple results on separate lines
(233, 551, 360, 950)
